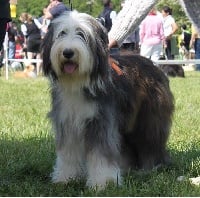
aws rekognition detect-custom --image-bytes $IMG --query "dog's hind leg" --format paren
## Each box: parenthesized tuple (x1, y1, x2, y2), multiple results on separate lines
(130, 105, 173, 170)
(124, 125, 171, 170)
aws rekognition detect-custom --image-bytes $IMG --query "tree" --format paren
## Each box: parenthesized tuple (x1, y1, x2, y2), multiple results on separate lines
(15, 0, 190, 31)
(17, 0, 49, 18)
(15, 0, 121, 18)
(156, 0, 191, 33)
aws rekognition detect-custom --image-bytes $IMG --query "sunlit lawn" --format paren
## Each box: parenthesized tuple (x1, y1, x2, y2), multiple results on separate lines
(0, 71, 199, 196)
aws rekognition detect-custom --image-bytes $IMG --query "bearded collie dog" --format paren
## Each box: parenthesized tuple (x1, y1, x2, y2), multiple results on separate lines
(41, 11, 174, 189)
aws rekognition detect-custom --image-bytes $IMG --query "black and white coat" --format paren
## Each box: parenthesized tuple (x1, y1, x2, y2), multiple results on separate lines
(42, 11, 174, 189)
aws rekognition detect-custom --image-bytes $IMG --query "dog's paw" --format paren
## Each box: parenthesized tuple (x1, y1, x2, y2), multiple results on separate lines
(51, 165, 81, 183)
(86, 173, 122, 190)
(86, 151, 122, 190)
(52, 154, 83, 183)
(51, 170, 73, 183)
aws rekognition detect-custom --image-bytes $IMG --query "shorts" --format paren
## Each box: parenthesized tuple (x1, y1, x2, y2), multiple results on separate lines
(27, 38, 41, 53)
(140, 43, 162, 61)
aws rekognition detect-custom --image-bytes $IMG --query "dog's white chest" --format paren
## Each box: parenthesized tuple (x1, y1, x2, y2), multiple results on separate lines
(59, 90, 97, 128)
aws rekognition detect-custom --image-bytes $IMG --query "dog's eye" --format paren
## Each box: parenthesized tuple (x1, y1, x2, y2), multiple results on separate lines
(57, 30, 67, 38)
(76, 31, 86, 41)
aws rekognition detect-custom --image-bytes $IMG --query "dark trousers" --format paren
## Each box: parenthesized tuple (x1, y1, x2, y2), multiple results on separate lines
(0, 19, 8, 51)
(165, 39, 174, 60)
(194, 38, 200, 71)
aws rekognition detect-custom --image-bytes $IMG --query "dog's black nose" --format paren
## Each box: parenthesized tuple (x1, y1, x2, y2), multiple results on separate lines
(63, 48, 74, 59)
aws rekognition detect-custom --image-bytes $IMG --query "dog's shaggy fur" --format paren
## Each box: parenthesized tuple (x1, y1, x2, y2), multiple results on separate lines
(41, 11, 174, 189)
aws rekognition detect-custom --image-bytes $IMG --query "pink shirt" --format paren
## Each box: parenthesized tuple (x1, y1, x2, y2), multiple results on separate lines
(140, 14, 164, 45)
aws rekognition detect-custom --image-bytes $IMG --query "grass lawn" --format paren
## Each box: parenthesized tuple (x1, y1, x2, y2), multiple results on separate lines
(0, 71, 200, 196)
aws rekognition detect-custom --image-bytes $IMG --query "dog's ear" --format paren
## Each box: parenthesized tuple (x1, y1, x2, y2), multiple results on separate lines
(41, 24, 57, 80)
(91, 23, 109, 80)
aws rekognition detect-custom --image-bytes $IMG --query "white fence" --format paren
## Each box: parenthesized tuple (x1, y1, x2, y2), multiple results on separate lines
(2, 57, 200, 80)
(1, 32, 200, 79)
(155, 59, 200, 65)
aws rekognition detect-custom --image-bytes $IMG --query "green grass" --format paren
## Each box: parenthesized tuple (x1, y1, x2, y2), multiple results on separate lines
(0, 72, 200, 196)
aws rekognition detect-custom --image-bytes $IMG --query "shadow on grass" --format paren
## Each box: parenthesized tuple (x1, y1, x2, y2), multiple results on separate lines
(0, 137, 199, 196)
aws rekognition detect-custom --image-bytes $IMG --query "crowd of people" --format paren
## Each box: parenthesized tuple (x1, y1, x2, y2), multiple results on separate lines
(0, 0, 200, 75)
(99, 0, 200, 71)
(0, 0, 70, 76)
(108, 0, 200, 71)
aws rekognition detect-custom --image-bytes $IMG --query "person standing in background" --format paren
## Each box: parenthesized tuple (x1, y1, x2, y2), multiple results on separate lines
(139, 8, 164, 61)
(180, 24, 191, 52)
(120, 0, 140, 55)
(0, 0, 11, 68)
(98, 0, 116, 32)
(108, 0, 200, 51)
(109, 1, 117, 27)
(0, 0, 11, 51)
(121, 28, 140, 55)
(19, 13, 42, 76)
(45, 0, 70, 20)
(38, 6, 51, 39)
(7, 21, 18, 61)
(190, 24, 200, 71)
(108, 0, 158, 49)
(161, 6, 178, 60)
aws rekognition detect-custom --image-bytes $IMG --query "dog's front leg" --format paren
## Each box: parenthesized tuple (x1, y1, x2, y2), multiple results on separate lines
(86, 149, 121, 189)
(52, 141, 84, 183)
(85, 118, 121, 189)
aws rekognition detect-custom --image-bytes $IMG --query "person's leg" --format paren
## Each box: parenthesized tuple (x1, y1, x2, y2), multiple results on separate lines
(195, 39, 200, 71)
(27, 52, 34, 59)
(140, 44, 152, 59)
(36, 53, 41, 76)
(8, 41, 16, 59)
(151, 43, 162, 62)
(27, 52, 34, 70)
(27, 38, 34, 64)
(0, 48, 4, 68)
(165, 39, 174, 60)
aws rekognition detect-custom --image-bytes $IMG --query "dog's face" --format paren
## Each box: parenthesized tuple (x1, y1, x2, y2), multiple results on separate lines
(25, 64, 35, 72)
(42, 11, 109, 81)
